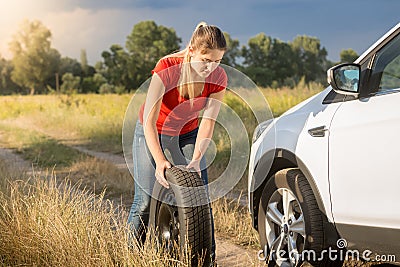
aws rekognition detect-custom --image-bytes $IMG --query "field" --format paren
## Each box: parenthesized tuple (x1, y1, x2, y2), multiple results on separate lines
(0, 84, 323, 266)
(0, 83, 321, 152)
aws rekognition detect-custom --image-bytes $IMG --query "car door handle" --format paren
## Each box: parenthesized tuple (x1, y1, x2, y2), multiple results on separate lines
(308, 126, 328, 137)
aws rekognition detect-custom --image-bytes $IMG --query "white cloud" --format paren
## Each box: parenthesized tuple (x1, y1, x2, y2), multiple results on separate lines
(42, 8, 135, 63)
(0, 2, 165, 63)
(38, 5, 218, 64)
(0, 0, 235, 63)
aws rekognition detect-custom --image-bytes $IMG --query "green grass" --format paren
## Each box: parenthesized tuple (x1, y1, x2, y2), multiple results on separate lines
(0, 94, 131, 153)
(0, 84, 323, 155)
(0, 123, 84, 169)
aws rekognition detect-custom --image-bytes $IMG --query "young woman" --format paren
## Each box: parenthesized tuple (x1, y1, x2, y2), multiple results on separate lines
(128, 22, 227, 262)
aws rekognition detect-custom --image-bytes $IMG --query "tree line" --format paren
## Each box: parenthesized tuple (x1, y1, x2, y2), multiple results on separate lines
(0, 20, 359, 95)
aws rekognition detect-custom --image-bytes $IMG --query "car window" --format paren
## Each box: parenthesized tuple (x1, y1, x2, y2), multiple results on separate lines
(371, 33, 400, 92)
(380, 54, 400, 91)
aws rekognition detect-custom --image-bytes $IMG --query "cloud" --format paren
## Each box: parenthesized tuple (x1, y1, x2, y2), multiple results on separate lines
(47, 0, 186, 12)
(46, 6, 217, 62)
(0, 0, 60, 58)
(41, 7, 144, 63)
(0, 1, 197, 63)
(130, 0, 185, 9)
(39, 5, 197, 64)
(0, 0, 398, 63)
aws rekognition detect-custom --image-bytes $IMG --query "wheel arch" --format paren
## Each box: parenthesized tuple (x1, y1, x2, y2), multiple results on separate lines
(250, 148, 328, 231)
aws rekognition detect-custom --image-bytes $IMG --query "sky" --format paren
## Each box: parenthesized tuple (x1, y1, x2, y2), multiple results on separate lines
(0, 0, 399, 64)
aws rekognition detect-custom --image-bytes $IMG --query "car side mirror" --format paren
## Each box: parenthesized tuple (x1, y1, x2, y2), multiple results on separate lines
(327, 63, 360, 96)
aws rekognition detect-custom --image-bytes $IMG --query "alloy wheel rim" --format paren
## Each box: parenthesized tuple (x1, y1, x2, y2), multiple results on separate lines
(158, 203, 180, 250)
(157, 191, 180, 251)
(265, 188, 306, 266)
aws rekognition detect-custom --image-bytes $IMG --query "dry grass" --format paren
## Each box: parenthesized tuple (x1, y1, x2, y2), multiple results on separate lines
(261, 81, 323, 116)
(0, 159, 22, 193)
(212, 194, 260, 249)
(65, 155, 260, 252)
(0, 155, 252, 266)
(0, 161, 200, 267)
(66, 156, 134, 207)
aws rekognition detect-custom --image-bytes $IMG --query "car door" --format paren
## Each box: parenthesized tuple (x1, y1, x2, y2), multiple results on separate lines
(329, 32, 400, 256)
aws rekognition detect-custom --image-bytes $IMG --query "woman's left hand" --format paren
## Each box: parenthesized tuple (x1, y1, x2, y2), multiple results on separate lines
(186, 159, 201, 176)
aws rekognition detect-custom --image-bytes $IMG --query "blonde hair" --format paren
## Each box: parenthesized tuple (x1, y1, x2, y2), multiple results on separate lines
(178, 22, 227, 103)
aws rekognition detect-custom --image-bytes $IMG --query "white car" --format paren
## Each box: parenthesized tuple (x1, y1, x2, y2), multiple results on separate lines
(248, 22, 400, 266)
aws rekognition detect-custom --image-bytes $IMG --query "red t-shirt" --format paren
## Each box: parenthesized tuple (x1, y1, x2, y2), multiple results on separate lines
(139, 56, 228, 136)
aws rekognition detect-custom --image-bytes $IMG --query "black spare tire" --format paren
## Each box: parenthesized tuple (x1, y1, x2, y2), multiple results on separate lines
(149, 166, 212, 266)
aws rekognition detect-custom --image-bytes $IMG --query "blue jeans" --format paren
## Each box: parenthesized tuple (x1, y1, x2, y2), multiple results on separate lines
(127, 120, 216, 256)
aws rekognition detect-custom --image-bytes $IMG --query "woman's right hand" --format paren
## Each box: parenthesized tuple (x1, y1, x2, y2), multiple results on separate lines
(155, 160, 171, 189)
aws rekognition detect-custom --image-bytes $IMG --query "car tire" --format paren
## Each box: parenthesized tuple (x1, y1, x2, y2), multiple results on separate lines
(258, 168, 343, 267)
(149, 166, 212, 267)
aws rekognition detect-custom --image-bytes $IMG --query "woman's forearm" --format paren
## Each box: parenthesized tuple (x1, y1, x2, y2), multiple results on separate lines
(192, 118, 215, 162)
(144, 122, 166, 164)
(142, 73, 167, 165)
(191, 90, 225, 163)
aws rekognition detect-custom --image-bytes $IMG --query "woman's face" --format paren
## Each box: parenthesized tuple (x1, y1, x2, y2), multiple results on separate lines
(190, 48, 225, 78)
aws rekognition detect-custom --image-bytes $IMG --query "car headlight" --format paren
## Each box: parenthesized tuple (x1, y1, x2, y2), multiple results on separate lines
(252, 119, 273, 143)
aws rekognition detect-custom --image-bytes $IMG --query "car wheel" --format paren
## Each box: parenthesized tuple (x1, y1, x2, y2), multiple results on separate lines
(258, 168, 342, 267)
(149, 166, 212, 267)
